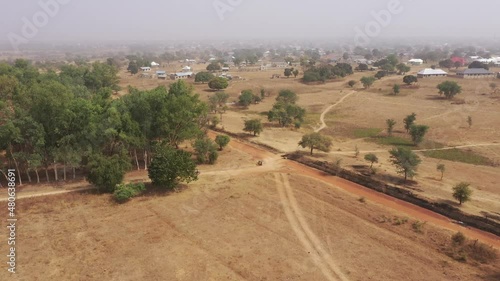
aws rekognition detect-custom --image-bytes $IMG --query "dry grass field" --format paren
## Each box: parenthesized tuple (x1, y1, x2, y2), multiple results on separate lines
(139, 63, 499, 220)
(1, 62, 499, 280)
(1, 138, 499, 281)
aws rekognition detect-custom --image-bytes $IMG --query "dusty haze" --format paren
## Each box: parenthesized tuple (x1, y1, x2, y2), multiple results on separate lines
(1, 0, 500, 44)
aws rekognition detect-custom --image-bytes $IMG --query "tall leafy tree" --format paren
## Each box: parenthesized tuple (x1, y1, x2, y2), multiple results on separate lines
(148, 144, 198, 189)
(389, 147, 421, 181)
(299, 133, 332, 155)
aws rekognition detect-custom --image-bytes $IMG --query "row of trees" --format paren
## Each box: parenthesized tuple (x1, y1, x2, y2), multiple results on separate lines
(0, 60, 213, 192)
(297, 131, 473, 205)
(303, 63, 353, 83)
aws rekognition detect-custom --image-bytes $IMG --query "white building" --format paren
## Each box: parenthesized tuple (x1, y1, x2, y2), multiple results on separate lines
(417, 68, 448, 78)
(171, 72, 194, 80)
(408, 59, 424, 65)
(140, 67, 151, 72)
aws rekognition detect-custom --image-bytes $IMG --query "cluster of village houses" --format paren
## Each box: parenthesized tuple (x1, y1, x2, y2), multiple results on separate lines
(136, 53, 500, 81)
(409, 57, 499, 79)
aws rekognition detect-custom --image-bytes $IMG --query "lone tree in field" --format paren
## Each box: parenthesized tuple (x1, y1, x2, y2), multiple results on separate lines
(396, 63, 410, 75)
(389, 147, 422, 181)
(490, 83, 497, 94)
(393, 84, 400, 95)
(215, 135, 230, 151)
(386, 119, 396, 136)
(360, 76, 376, 89)
(348, 80, 357, 88)
(437, 81, 462, 99)
(195, 71, 215, 83)
(467, 116, 472, 128)
(299, 133, 332, 155)
(452, 182, 472, 205)
(436, 163, 446, 180)
(409, 124, 429, 145)
(403, 113, 417, 133)
(239, 90, 258, 107)
(206, 62, 221, 72)
(208, 77, 229, 91)
(276, 89, 298, 104)
(148, 145, 198, 190)
(364, 153, 379, 168)
(243, 119, 263, 136)
(284, 68, 294, 78)
(403, 75, 418, 85)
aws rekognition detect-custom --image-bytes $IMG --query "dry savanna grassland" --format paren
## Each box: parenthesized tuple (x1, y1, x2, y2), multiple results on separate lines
(1, 61, 499, 281)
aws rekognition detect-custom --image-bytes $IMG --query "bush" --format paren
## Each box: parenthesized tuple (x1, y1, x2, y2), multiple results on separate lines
(113, 182, 146, 203)
(412, 220, 426, 233)
(451, 232, 466, 246)
(393, 216, 408, 225)
(465, 241, 498, 263)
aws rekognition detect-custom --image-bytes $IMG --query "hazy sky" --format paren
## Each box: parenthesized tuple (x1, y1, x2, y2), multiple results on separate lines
(1, 0, 500, 44)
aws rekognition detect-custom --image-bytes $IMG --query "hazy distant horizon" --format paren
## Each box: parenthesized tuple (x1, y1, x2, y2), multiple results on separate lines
(1, 0, 500, 48)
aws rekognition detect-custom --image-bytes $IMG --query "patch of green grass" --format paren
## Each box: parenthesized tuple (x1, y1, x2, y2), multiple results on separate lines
(353, 128, 383, 138)
(418, 140, 445, 150)
(422, 149, 492, 166)
(369, 136, 414, 147)
(302, 113, 322, 127)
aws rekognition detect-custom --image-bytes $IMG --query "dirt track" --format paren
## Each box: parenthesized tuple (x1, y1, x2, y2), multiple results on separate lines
(225, 136, 500, 248)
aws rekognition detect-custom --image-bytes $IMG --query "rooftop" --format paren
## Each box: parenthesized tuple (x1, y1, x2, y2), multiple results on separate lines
(458, 68, 493, 75)
(418, 68, 448, 75)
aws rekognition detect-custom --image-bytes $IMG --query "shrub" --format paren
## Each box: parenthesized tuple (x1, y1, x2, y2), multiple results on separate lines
(358, 197, 366, 203)
(451, 232, 466, 246)
(113, 182, 146, 203)
(393, 217, 409, 225)
(412, 220, 426, 233)
(465, 241, 498, 263)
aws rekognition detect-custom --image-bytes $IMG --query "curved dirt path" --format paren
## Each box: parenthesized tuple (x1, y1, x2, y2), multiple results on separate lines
(315, 91, 355, 133)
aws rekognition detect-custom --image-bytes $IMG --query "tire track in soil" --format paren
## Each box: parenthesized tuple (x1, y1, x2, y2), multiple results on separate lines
(281, 174, 350, 281)
(275, 173, 348, 281)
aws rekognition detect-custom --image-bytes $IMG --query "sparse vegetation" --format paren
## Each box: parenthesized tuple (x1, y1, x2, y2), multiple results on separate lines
(298, 132, 332, 155)
(208, 77, 229, 90)
(403, 75, 418, 85)
(437, 81, 462, 99)
(194, 138, 219, 164)
(215, 135, 230, 151)
(392, 84, 400, 95)
(243, 119, 263, 136)
(412, 220, 426, 233)
(386, 119, 396, 136)
(403, 113, 417, 133)
(364, 153, 378, 168)
(452, 182, 472, 205)
(436, 163, 446, 180)
(113, 182, 146, 203)
(409, 124, 429, 145)
(148, 145, 198, 190)
(360, 76, 376, 89)
(389, 147, 422, 181)
(423, 149, 492, 166)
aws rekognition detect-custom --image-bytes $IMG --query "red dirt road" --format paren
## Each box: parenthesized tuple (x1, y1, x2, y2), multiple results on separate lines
(223, 135, 500, 248)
